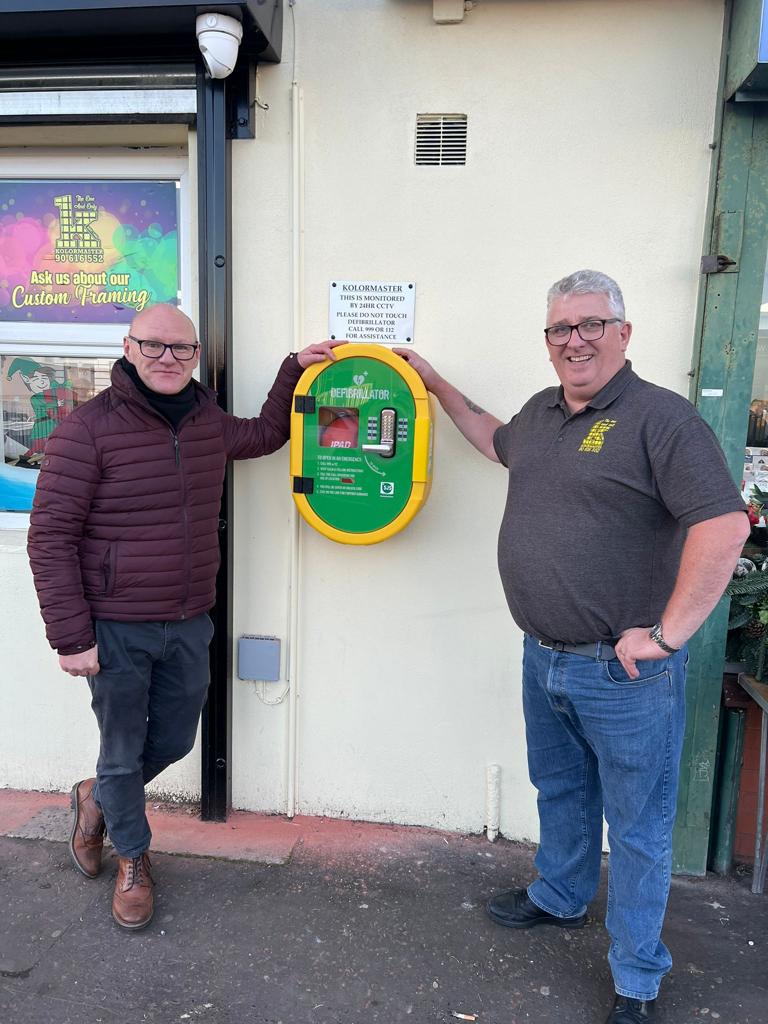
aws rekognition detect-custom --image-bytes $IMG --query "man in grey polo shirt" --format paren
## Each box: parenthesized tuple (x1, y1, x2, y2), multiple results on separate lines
(394, 270, 747, 1024)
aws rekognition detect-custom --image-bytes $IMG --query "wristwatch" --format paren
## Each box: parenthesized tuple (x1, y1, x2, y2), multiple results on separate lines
(649, 621, 679, 655)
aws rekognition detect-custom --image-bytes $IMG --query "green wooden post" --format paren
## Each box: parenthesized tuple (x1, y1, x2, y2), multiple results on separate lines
(673, 103, 768, 874)
(709, 708, 746, 875)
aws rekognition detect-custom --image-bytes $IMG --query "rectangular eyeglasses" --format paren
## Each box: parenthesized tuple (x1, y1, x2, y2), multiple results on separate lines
(544, 318, 622, 346)
(127, 335, 199, 361)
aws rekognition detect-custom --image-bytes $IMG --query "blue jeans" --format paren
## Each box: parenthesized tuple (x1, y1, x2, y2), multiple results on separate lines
(87, 614, 214, 858)
(522, 634, 687, 1001)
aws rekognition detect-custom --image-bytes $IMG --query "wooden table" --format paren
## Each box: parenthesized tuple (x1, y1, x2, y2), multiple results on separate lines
(737, 673, 768, 893)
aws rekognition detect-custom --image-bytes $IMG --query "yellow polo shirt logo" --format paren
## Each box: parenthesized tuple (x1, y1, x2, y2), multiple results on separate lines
(579, 419, 617, 453)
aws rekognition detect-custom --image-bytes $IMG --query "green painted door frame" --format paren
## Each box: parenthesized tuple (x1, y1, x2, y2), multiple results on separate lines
(673, 0, 768, 874)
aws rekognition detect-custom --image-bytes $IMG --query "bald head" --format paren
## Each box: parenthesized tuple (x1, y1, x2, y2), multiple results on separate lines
(130, 304, 197, 341)
(123, 304, 200, 395)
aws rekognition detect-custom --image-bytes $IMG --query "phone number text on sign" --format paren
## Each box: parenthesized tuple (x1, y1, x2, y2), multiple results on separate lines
(329, 281, 415, 345)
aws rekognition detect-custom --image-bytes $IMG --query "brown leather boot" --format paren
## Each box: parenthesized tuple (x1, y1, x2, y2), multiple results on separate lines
(112, 853, 154, 930)
(69, 778, 106, 878)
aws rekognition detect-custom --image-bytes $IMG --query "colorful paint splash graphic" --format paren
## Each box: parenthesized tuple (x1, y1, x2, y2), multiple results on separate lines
(0, 180, 179, 324)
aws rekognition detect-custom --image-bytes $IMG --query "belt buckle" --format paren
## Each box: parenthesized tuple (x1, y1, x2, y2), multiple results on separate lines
(539, 639, 564, 652)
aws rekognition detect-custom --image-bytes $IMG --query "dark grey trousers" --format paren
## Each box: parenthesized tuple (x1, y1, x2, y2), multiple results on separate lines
(87, 614, 214, 858)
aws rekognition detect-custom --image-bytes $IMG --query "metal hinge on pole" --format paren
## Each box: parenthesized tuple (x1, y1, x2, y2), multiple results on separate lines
(701, 254, 738, 274)
(702, 211, 743, 274)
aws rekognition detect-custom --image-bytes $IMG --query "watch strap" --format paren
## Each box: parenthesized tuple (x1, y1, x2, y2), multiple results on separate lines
(649, 621, 679, 655)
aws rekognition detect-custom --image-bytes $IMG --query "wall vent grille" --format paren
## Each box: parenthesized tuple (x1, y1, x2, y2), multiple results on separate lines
(415, 113, 468, 166)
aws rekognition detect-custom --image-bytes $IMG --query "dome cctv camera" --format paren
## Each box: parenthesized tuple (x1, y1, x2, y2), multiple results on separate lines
(196, 13, 243, 80)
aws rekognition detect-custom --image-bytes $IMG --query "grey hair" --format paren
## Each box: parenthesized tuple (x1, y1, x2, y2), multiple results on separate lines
(546, 270, 625, 320)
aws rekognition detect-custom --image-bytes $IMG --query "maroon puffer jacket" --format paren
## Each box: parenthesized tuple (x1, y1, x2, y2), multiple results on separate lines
(28, 355, 303, 654)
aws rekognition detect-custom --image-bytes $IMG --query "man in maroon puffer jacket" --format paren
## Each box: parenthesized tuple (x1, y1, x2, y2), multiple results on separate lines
(28, 303, 339, 930)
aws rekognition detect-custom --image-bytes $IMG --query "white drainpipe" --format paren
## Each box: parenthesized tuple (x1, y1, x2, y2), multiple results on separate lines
(286, 79, 304, 819)
(486, 763, 501, 841)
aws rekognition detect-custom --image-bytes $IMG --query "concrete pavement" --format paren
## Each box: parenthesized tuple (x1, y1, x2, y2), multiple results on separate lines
(0, 789, 764, 1024)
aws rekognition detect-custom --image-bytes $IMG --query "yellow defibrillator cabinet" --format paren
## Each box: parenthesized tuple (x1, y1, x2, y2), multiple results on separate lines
(290, 344, 433, 544)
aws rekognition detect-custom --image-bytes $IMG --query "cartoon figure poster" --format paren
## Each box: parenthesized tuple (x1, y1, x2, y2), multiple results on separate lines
(0, 179, 179, 324)
(6, 358, 74, 457)
(1, 354, 114, 511)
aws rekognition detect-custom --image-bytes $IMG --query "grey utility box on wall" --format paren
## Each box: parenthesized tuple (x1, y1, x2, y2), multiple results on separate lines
(237, 635, 281, 682)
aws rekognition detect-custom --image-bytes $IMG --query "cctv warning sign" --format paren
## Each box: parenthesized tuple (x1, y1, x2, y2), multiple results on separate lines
(328, 280, 415, 345)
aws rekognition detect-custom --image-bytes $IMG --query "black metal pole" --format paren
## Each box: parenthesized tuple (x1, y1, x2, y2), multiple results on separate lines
(197, 60, 233, 821)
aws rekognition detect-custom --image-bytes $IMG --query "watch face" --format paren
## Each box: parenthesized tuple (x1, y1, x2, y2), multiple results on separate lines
(650, 624, 674, 652)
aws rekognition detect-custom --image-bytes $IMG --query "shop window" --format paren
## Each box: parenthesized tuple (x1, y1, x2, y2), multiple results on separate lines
(744, 264, 768, 497)
(731, 259, 768, 672)
(0, 158, 188, 516)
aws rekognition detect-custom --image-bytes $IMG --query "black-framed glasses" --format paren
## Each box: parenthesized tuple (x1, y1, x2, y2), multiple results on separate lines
(127, 335, 199, 361)
(544, 318, 622, 346)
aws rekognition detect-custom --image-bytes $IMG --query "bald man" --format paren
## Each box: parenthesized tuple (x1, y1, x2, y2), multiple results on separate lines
(28, 304, 339, 930)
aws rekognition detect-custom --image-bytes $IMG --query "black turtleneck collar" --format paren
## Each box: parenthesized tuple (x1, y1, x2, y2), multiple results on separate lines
(119, 356, 198, 431)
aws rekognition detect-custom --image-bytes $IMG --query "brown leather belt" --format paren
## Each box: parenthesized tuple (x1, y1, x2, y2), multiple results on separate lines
(538, 639, 617, 661)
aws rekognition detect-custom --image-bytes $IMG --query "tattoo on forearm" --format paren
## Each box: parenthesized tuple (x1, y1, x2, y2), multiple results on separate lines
(462, 394, 487, 415)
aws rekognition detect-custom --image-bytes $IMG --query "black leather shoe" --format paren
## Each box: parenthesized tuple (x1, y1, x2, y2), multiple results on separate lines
(604, 995, 656, 1022)
(486, 887, 587, 929)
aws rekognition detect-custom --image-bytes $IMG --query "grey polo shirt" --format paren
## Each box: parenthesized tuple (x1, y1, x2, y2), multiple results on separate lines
(492, 360, 746, 644)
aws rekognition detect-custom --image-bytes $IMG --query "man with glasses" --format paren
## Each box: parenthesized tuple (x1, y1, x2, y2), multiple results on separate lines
(394, 270, 747, 1023)
(28, 303, 339, 931)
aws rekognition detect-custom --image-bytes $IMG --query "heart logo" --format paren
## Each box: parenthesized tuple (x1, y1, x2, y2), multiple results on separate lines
(353, 374, 366, 386)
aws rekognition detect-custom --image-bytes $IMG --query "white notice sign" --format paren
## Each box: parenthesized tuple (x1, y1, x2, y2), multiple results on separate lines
(329, 280, 415, 345)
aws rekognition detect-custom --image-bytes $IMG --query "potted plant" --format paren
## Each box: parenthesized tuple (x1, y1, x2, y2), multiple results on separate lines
(725, 484, 768, 678)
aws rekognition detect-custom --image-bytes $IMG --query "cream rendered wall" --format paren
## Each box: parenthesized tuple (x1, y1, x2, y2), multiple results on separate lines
(0, 524, 91, 791)
(229, 0, 725, 840)
(0, 0, 725, 844)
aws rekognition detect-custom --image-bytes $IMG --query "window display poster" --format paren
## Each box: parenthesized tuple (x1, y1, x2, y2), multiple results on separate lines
(1, 354, 113, 511)
(0, 180, 179, 324)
